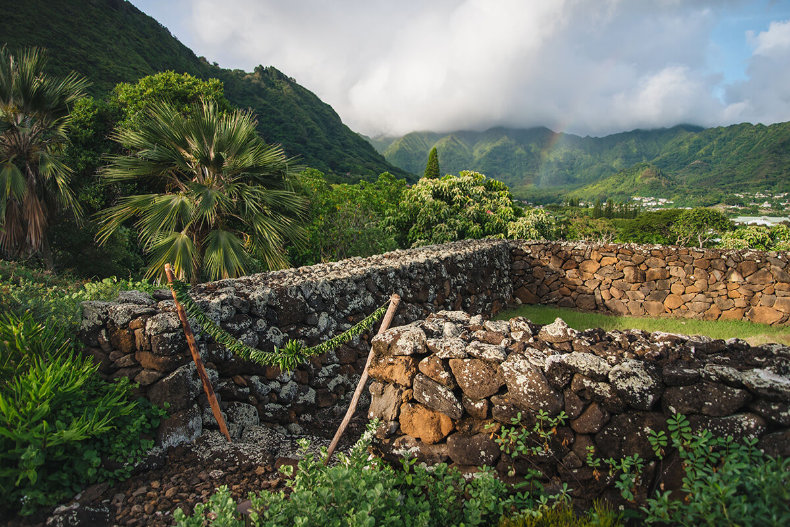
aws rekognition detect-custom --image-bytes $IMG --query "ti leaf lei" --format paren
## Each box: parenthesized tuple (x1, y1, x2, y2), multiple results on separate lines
(170, 278, 388, 372)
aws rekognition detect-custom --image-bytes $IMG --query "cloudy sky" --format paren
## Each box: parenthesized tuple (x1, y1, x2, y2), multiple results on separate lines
(130, 0, 790, 137)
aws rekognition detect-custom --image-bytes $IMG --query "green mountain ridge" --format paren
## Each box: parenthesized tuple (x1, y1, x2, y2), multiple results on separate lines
(1, 0, 407, 181)
(373, 123, 790, 200)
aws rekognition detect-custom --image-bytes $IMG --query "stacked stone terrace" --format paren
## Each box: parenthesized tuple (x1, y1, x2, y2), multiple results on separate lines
(79, 239, 789, 448)
(512, 241, 790, 325)
(368, 311, 790, 502)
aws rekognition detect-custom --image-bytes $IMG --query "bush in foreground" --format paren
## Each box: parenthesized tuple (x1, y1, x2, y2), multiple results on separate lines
(175, 423, 540, 526)
(0, 312, 166, 516)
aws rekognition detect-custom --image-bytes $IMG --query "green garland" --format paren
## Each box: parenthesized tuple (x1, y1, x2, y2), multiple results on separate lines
(170, 278, 387, 371)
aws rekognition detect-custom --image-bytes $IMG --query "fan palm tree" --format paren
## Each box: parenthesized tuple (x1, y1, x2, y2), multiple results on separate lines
(0, 47, 88, 263)
(96, 100, 306, 283)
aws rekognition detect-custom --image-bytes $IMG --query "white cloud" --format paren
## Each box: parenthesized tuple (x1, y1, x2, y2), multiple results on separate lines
(725, 18, 790, 125)
(165, 0, 790, 136)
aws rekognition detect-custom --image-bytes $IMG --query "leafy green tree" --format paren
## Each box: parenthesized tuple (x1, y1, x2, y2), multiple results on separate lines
(50, 73, 234, 277)
(592, 199, 603, 219)
(671, 208, 733, 248)
(566, 216, 616, 243)
(507, 208, 556, 240)
(614, 209, 683, 245)
(390, 171, 520, 247)
(0, 47, 88, 264)
(719, 224, 790, 251)
(96, 100, 306, 283)
(290, 169, 405, 265)
(424, 147, 440, 179)
(111, 71, 230, 129)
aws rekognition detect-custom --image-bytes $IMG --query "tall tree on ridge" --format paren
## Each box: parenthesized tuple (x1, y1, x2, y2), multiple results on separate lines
(424, 146, 440, 179)
(0, 47, 88, 264)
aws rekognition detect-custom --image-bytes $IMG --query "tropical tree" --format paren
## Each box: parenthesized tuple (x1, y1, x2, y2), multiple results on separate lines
(507, 208, 556, 240)
(290, 169, 405, 265)
(96, 100, 306, 283)
(0, 47, 88, 263)
(389, 171, 520, 247)
(671, 208, 733, 248)
(424, 147, 440, 179)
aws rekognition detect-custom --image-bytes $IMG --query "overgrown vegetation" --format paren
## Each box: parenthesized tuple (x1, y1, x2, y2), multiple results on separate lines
(175, 423, 542, 526)
(177, 412, 789, 526)
(0, 312, 166, 516)
(0, 260, 163, 516)
(642, 414, 790, 525)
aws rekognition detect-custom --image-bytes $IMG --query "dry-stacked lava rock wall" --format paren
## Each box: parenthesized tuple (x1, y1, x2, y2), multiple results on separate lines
(79, 239, 789, 449)
(511, 242, 790, 325)
(368, 311, 790, 502)
(79, 240, 512, 447)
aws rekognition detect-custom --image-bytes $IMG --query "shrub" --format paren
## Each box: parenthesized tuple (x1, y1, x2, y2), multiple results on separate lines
(0, 313, 165, 515)
(175, 423, 534, 526)
(642, 414, 790, 526)
(507, 209, 557, 240)
(389, 171, 521, 248)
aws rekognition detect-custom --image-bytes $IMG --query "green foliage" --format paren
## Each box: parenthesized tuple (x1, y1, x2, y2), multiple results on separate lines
(424, 147, 440, 179)
(175, 423, 532, 527)
(390, 171, 521, 247)
(612, 209, 682, 245)
(507, 209, 557, 240)
(0, 313, 165, 516)
(111, 71, 230, 129)
(96, 99, 306, 283)
(0, 46, 89, 262)
(670, 208, 733, 248)
(499, 499, 624, 527)
(565, 216, 616, 243)
(290, 169, 405, 266)
(487, 410, 568, 479)
(585, 448, 645, 503)
(0, 259, 154, 332)
(719, 224, 790, 251)
(642, 414, 790, 526)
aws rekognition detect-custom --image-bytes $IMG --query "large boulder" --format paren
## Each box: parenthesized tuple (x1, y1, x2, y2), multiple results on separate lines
(446, 433, 501, 466)
(663, 382, 749, 416)
(609, 359, 663, 410)
(449, 358, 504, 400)
(399, 402, 454, 444)
(499, 353, 563, 415)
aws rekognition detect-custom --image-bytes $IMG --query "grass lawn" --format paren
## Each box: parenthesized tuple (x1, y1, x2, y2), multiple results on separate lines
(495, 304, 790, 346)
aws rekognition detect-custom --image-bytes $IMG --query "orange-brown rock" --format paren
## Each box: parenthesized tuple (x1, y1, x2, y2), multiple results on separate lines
(399, 402, 454, 444)
(749, 306, 783, 325)
(369, 355, 419, 386)
(663, 294, 683, 310)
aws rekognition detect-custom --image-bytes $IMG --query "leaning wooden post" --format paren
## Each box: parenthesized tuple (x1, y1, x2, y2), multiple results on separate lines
(325, 293, 400, 464)
(165, 263, 232, 442)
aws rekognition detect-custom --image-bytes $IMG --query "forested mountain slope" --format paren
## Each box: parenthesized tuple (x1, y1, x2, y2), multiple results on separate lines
(374, 122, 790, 200)
(1, 0, 406, 180)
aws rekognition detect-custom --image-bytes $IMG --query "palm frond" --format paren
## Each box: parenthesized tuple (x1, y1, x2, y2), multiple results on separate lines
(203, 229, 251, 280)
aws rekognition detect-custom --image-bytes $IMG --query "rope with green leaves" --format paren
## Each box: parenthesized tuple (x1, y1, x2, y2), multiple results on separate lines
(169, 278, 388, 371)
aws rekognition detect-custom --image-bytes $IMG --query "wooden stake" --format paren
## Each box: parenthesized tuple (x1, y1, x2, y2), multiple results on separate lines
(324, 294, 400, 464)
(165, 263, 232, 442)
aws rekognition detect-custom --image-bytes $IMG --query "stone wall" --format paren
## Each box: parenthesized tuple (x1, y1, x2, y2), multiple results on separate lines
(79, 239, 512, 447)
(79, 239, 789, 448)
(511, 242, 790, 325)
(367, 311, 790, 503)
